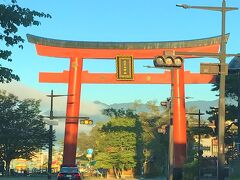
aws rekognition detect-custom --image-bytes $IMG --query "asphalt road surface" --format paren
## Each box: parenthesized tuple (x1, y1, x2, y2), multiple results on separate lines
(0, 176, 166, 180)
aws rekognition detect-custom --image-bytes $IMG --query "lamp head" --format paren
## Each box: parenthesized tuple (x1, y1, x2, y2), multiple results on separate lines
(176, 4, 189, 9)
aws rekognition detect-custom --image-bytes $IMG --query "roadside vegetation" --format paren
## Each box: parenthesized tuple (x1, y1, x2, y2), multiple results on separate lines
(77, 101, 169, 178)
(0, 90, 53, 176)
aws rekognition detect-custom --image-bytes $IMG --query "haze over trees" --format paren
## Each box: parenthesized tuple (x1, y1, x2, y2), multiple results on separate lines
(0, 0, 51, 83)
(0, 90, 51, 175)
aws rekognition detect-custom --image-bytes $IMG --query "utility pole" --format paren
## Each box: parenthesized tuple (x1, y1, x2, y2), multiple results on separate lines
(168, 115, 173, 180)
(46, 90, 72, 179)
(169, 70, 174, 180)
(161, 70, 174, 180)
(161, 97, 173, 180)
(176, 1, 238, 179)
(198, 109, 201, 179)
(47, 90, 53, 180)
(186, 110, 205, 179)
(44, 90, 92, 179)
(218, 1, 227, 179)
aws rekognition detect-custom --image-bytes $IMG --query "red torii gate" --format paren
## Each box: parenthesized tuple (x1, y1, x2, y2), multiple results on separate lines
(27, 34, 225, 170)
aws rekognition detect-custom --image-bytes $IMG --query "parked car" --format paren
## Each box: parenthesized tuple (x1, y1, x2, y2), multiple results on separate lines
(57, 165, 82, 180)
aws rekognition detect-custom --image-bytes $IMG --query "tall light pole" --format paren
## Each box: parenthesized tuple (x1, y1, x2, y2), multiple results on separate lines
(161, 96, 173, 180)
(48, 90, 53, 180)
(46, 90, 72, 180)
(44, 90, 91, 179)
(176, 1, 238, 179)
(169, 69, 174, 180)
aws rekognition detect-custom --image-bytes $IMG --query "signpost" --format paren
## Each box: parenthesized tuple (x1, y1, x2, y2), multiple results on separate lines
(87, 149, 94, 155)
(200, 63, 228, 75)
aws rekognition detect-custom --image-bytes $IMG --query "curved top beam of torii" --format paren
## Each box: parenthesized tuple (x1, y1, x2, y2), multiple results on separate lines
(27, 34, 228, 59)
(27, 34, 229, 84)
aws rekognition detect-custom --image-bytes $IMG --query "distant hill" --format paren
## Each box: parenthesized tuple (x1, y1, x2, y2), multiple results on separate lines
(108, 100, 219, 116)
(186, 99, 218, 113)
(109, 102, 155, 113)
(53, 99, 220, 140)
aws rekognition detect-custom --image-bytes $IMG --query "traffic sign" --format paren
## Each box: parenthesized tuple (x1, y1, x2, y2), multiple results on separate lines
(193, 145, 210, 151)
(43, 119, 58, 126)
(87, 149, 93, 154)
(200, 63, 228, 75)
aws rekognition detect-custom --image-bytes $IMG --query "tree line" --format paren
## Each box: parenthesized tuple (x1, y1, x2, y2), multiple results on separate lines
(0, 0, 52, 176)
(78, 102, 170, 178)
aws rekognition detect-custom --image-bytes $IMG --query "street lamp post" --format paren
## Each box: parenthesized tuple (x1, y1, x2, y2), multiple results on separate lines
(46, 90, 72, 180)
(160, 69, 175, 180)
(161, 97, 173, 180)
(177, 1, 238, 179)
(169, 70, 174, 180)
(44, 90, 91, 179)
(48, 90, 53, 180)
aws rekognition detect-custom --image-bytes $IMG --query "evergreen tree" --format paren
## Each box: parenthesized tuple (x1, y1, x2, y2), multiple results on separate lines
(211, 74, 239, 159)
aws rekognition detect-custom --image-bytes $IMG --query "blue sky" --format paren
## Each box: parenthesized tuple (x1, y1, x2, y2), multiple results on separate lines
(4, 0, 240, 105)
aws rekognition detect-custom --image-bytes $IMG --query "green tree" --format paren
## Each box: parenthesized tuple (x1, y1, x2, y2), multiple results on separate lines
(0, 0, 51, 83)
(0, 90, 51, 175)
(138, 101, 168, 177)
(211, 74, 239, 160)
(77, 122, 104, 157)
(211, 75, 238, 124)
(102, 107, 138, 119)
(78, 132, 91, 155)
(85, 103, 169, 178)
(94, 117, 137, 179)
(102, 107, 144, 175)
(212, 75, 238, 100)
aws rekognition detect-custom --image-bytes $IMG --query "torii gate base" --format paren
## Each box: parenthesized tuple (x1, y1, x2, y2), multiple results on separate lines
(27, 34, 223, 178)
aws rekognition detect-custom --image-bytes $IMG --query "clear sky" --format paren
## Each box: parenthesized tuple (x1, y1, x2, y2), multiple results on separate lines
(4, 0, 240, 105)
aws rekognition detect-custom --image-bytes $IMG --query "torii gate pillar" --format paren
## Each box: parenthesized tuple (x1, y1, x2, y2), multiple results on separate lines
(173, 66, 186, 171)
(63, 57, 83, 165)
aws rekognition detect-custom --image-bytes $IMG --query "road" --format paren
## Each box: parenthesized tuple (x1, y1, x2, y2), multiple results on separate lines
(0, 176, 166, 180)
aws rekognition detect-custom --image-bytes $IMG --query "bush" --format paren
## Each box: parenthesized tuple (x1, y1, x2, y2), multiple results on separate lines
(183, 160, 199, 180)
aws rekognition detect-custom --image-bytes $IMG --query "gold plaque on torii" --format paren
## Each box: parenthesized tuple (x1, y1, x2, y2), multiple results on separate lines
(116, 55, 134, 80)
